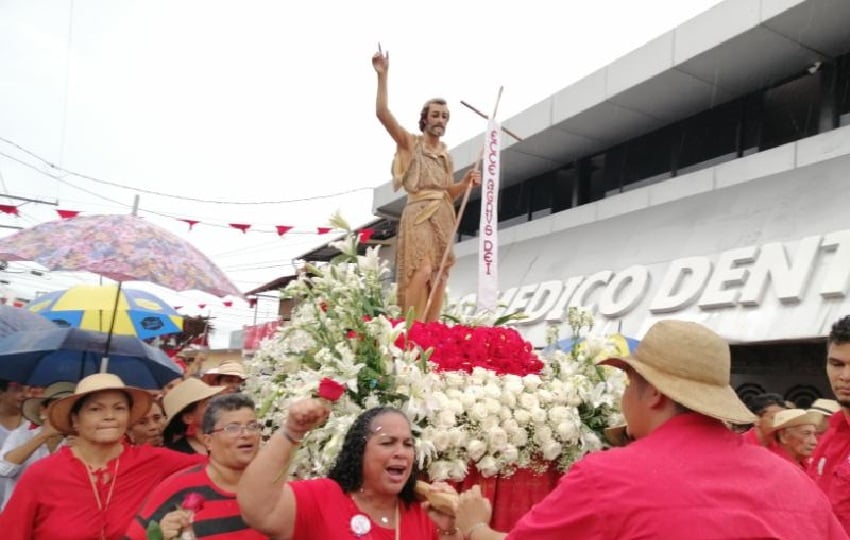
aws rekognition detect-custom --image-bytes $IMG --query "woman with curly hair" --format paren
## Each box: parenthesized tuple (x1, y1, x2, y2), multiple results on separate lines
(238, 399, 461, 539)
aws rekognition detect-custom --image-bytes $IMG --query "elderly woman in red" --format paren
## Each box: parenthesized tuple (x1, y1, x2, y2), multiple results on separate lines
(238, 398, 461, 539)
(0, 373, 205, 540)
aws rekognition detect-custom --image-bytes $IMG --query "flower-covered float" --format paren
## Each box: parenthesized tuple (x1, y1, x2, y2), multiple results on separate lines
(244, 216, 629, 528)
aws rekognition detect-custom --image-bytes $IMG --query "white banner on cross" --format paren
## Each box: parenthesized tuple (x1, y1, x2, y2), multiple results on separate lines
(477, 118, 500, 312)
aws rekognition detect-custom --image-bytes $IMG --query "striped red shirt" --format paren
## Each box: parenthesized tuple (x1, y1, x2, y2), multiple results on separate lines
(124, 464, 266, 540)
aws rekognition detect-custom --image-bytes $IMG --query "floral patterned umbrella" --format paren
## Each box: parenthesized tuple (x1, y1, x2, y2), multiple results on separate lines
(0, 214, 240, 297)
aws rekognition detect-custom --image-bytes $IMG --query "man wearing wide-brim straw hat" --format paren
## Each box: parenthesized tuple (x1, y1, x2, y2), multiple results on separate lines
(769, 409, 820, 469)
(454, 320, 846, 540)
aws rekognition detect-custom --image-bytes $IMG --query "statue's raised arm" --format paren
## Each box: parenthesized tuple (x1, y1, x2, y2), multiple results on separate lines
(373, 49, 412, 151)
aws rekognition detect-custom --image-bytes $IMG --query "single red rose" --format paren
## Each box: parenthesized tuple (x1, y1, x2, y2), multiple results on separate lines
(181, 493, 205, 513)
(318, 377, 346, 402)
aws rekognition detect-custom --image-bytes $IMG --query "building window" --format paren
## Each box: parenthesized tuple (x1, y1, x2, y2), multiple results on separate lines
(676, 98, 745, 175)
(760, 71, 820, 150)
(836, 53, 850, 126)
(551, 165, 577, 213)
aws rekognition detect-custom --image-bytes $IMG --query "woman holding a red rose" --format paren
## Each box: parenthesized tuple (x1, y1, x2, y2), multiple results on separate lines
(238, 397, 462, 539)
(125, 393, 265, 539)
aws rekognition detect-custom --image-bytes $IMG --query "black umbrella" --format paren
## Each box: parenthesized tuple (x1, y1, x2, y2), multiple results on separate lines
(0, 326, 182, 389)
(0, 304, 56, 339)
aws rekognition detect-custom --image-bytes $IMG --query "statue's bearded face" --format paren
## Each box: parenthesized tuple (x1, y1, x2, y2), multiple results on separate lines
(423, 103, 449, 137)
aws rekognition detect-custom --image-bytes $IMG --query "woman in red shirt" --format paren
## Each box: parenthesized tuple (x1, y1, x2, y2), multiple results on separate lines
(238, 399, 461, 539)
(0, 373, 205, 540)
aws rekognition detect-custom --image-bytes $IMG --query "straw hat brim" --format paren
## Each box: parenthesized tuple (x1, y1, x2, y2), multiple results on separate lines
(599, 356, 755, 425)
(22, 393, 71, 426)
(771, 411, 823, 433)
(48, 386, 153, 435)
(163, 382, 225, 425)
(217, 370, 245, 379)
(809, 399, 841, 416)
(21, 381, 77, 426)
(809, 406, 837, 416)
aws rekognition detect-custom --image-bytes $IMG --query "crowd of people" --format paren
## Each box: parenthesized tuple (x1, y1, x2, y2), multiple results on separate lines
(1, 315, 850, 539)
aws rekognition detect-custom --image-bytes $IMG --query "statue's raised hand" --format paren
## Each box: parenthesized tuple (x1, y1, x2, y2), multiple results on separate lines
(372, 49, 389, 74)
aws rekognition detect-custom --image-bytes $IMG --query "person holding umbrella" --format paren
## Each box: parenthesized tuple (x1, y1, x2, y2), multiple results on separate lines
(0, 373, 206, 540)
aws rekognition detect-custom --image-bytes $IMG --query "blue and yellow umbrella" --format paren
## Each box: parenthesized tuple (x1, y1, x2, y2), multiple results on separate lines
(27, 285, 183, 341)
(556, 333, 640, 362)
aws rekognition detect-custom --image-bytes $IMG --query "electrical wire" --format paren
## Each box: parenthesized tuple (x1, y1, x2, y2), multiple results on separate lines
(0, 135, 376, 205)
(0, 151, 370, 247)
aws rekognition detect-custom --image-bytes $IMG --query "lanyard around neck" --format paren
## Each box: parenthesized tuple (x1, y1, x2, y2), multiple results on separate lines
(85, 457, 120, 540)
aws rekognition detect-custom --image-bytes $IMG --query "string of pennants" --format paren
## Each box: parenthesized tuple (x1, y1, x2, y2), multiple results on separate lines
(0, 206, 376, 243)
(174, 298, 261, 310)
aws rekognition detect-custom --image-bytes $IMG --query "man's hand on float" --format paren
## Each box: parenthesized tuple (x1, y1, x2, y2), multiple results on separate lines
(455, 486, 493, 538)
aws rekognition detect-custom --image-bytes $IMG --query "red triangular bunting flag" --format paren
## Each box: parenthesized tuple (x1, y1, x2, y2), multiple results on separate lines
(0, 205, 19, 216)
(247, 298, 258, 308)
(223, 300, 233, 307)
(317, 227, 332, 235)
(173, 306, 183, 310)
(359, 228, 375, 243)
(56, 209, 80, 219)
(229, 223, 251, 234)
(198, 303, 207, 309)
(275, 225, 293, 237)
(178, 219, 200, 230)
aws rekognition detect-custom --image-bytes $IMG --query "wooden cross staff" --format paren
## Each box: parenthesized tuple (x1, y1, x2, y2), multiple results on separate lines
(460, 100, 524, 142)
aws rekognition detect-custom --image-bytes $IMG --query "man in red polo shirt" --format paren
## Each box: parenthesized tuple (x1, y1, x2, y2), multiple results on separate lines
(810, 315, 850, 534)
(456, 320, 846, 540)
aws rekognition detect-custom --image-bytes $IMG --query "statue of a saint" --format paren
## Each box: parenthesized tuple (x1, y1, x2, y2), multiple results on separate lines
(372, 48, 480, 322)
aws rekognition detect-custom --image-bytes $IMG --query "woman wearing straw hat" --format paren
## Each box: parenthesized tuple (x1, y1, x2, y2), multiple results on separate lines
(0, 373, 206, 540)
(0, 381, 73, 510)
(163, 378, 225, 454)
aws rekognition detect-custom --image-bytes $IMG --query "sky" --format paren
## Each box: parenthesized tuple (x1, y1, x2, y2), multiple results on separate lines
(0, 0, 724, 346)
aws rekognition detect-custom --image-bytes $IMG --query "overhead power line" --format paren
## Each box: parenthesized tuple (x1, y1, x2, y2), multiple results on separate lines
(0, 135, 375, 205)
